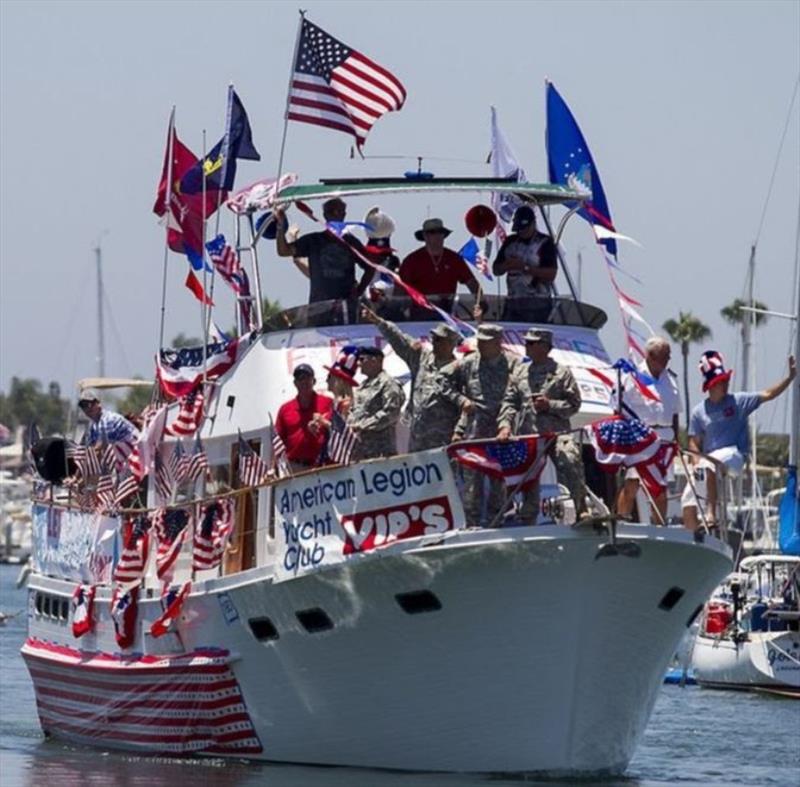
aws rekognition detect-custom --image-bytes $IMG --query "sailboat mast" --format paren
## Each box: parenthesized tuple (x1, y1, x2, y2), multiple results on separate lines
(792, 200, 800, 466)
(95, 243, 106, 377)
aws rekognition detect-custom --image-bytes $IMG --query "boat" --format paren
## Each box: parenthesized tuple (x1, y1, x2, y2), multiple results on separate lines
(692, 554, 800, 696)
(20, 173, 734, 775)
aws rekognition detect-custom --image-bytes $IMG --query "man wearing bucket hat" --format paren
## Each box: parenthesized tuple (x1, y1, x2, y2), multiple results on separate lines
(362, 306, 463, 451)
(450, 324, 520, 525)
(347, 346, 405, 460)
(493, 206, 557, 320)
(399, 218, 480, 302)
(497, 328, 588, 524)
(681, 351, 796, 531)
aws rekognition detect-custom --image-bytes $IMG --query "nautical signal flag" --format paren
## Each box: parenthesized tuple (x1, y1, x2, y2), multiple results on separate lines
(287, 18, 406, 150)
(181, 89, 260, 194)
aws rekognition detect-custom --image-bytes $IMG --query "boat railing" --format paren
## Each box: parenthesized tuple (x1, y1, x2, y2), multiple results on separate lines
(262, 294, 608, 333)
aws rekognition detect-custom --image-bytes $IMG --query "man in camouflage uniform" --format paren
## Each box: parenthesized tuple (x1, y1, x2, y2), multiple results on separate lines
(451, 324, 520, 526)
(497, 327, 588, 524)
(364, 308, 462, 451)
(347, 346, 405, 461)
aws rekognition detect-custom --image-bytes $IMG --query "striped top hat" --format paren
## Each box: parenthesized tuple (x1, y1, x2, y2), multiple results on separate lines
(699, 350, 733, 392)
(325, 346, 360, 388)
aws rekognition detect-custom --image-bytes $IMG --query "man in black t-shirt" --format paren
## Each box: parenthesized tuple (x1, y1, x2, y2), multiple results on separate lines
(274, 198, 374, 305)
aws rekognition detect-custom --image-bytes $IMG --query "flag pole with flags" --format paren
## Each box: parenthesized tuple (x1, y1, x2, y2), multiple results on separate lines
(276, 10, 307, 185)
(158, 107, 176, 351)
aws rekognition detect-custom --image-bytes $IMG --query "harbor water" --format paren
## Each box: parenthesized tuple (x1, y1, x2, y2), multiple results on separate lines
(1, 564, 797, 787)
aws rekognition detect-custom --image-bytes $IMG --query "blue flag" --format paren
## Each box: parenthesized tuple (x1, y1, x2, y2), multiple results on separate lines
(545, 81, 617, 256)
(458, 238, 492, 280)
(181, 89, 260, 194)
(778, 465, 800, 555)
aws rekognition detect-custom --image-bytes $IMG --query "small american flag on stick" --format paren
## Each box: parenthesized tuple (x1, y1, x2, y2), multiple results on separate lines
(327, 410, 357, 465)
(186, 433, 209, 482)
(238, 433, 269, 487)
(193, 499, 235, 571)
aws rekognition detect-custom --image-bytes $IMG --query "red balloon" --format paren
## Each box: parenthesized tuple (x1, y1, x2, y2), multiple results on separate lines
(465, 204, 497, 238)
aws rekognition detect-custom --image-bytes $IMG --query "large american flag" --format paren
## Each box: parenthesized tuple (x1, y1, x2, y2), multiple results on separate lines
(193, 499, 235, 571)
(22, 638, 262, 755)
(165, 388, 205, 437)
(288, 18, 406, 149)
(113, 515, 151, 585)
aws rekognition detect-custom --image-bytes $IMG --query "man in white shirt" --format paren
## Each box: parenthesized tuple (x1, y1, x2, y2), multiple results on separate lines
(615, 337, 681, 523)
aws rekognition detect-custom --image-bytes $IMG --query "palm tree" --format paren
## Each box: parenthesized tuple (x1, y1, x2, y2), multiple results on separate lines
(662, 312, 712, 429)
(721, 298, 769, 381)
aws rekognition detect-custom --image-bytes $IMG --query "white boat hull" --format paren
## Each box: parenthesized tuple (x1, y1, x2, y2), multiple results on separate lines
(693, 630, 800, 696)
(23, 525, 730, 774)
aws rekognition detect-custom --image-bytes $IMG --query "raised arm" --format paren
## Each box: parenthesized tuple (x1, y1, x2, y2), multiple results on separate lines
(273, 207, 297, 258)
(760, 355, 797, 403)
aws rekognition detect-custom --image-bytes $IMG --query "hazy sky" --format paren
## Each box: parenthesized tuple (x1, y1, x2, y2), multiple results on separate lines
(1, 1, 798, 434)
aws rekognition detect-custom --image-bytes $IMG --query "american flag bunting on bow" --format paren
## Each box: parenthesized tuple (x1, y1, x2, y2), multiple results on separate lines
(193, 499, 235, 571)
(589, 415, 661, 470)
(165, 388, 205, 437)
(187, 432, 209, 482)
(150, 580, 192, 638)
(287, 18, 406, 150)
(634, 442, 678, 498)
(113, 515, 151, 586)
(327, 410, 357, 465)
(70, 584, 96, 638)
(448, 436, 553, 491)
(238, 433, 269, 487)
(153, 507, 191, 580)
(110, 585, 139, 649)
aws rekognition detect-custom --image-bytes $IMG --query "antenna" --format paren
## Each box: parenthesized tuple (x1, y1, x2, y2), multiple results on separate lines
(93, 231, 108, 377)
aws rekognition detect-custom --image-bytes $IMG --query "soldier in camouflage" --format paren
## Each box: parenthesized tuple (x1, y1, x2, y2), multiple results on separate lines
(450, 324, 520, 526)
(363, 307, 463, 451)
(347, 346, 405, 461)
(497, 327, 588, 524)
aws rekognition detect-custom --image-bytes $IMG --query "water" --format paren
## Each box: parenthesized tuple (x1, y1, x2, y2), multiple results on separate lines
(1, 563, 797, 787)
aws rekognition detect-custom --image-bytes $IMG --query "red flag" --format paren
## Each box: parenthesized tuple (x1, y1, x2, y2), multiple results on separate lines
(154, 120, 222, 259)
(184, 271, 214, 305)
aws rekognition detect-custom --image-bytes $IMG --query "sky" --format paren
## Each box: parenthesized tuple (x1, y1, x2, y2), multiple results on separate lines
(1, 0, 798, 435)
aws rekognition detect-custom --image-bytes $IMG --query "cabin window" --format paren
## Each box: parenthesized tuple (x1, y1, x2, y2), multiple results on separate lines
(34, 592, 43, 616)
(658, 587, 685, 611)
(42, 595, 51, 618)
(296, 608, 334, 633)
(248, 617, 279, 642)
(395, 590, 442, 615)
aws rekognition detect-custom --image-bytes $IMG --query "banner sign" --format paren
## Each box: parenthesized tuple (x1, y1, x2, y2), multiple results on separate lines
(31, 504, 119, 584)
(274, 448, 465, 581)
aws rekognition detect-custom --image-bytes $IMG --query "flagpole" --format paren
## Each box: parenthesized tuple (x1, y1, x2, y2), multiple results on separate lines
(275, 10, 306, 186)
(246, 212, 264, 328)
(158, 107, 176, 352)
(214, 84, 235, 237)
(201, 129, 209, 387)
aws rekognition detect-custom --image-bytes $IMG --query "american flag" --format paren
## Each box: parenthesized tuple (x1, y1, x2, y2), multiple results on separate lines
(268, 415, 290, 477)
(448, 436, 552, 490)
(288, 18, 406, 150)
(113, 515, 151, 585)
(187, 433, 209, 482)
(150, 580, 191, 638)
(634, 442, 678, 497)
(95, 473, 116, 513)
(327, 410, 357, 465)
(81, 444, 102, 478)
(110, 585, 139, 649)
(165, 388, 205, 437)
(154, 452, 173, 503)
(115, 469, 139, 507)
(589, 415, 660, 469)
(100, 443, 117, 474)
(153, 507, 191, 580)
(193, 499, 235, 571)
(21, 639, 263, 755)
(238, 433, 268, 487)
(112, 435, 137, 470)
(169, 440, 191, 486)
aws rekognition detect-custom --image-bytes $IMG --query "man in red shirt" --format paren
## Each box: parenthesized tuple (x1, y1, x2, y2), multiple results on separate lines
(274, 364, 334, 472)
(399, 218, 480, 311)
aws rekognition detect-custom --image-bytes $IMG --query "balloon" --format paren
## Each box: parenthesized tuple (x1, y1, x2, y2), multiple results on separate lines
(464, 204, 497, 238)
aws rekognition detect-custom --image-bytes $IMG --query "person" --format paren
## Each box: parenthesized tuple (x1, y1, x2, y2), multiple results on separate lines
(615, 336, 681, 523)
(497, 328, 587, 524)
(681, 351, 796, 531)
(347, 347, 405, 461)
(492, 206, 557, 320)
(273, 198, 374, 310)
(399, 218, 479, 304)
(274, 364, 334, 472)
(323, 347, 360, 418)
(450, 324, 520, 526)
(363, 206, 402, 313)
(363, 307, 463, 451)
(79, 389, 139, 447)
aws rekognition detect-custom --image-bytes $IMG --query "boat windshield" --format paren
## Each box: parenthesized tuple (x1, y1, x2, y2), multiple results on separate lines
(263, 294, 607, 332)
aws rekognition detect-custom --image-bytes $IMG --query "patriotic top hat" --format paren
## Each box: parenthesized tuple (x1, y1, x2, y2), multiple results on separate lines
(699, 350, 733, 392)
(325, 346, 360, 388)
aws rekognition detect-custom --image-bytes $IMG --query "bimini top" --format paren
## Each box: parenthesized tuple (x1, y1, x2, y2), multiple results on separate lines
(276, 177, 588, 206)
